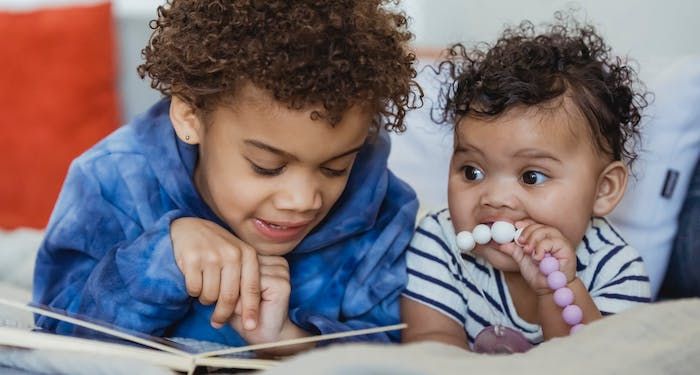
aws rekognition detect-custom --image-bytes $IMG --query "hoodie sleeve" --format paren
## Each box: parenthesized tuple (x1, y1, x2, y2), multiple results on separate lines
(288, 173, 418, 343)
(32, 159, 191, 336)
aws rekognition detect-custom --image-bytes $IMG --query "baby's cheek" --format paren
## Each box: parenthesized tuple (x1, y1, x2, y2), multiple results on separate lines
(450, 215, 470, 235)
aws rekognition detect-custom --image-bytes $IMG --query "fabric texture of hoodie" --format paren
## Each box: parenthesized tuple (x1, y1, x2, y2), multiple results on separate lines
(32, 99, 418, 346)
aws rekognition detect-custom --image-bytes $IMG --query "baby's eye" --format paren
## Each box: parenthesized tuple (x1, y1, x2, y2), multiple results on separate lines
(522, 170, 549, 185)
(462, 166, 485, 181)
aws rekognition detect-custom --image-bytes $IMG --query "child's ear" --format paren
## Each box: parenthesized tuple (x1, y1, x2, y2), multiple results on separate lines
(593, 161, 628, 217)
(169, 96, 204, 144)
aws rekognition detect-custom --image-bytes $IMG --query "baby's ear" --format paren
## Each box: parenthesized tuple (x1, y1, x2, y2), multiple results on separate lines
(169, 96, 204, 144)
(593, 161, 628, 217)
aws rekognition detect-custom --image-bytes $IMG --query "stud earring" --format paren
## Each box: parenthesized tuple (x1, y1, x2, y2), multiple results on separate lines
(185, 135, 190, 141)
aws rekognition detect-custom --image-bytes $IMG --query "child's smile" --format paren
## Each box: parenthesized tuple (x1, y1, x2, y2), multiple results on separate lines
(252, 217, 314, 244)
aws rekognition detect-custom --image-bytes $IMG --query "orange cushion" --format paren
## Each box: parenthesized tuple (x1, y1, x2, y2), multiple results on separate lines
(0, 3, 119, 229)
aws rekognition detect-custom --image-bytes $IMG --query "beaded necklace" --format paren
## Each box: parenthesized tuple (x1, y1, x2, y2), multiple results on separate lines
(456, 221, 584, 353)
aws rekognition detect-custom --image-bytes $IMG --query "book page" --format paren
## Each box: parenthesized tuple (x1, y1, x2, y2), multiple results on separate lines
(0, 297, 406, 373)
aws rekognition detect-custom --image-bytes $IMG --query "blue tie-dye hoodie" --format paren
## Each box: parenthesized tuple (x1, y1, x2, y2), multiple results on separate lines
(32, 99, 418, 345)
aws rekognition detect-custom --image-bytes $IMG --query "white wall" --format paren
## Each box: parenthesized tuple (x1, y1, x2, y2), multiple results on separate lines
(4, 0, 698, 120)
(404, 0, 700, 79)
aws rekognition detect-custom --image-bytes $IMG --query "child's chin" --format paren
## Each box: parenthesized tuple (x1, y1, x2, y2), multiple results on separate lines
(251, 240, 296, 257)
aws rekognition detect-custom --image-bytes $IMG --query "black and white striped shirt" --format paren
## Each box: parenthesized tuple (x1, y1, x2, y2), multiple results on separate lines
(403, 209, 651, 346)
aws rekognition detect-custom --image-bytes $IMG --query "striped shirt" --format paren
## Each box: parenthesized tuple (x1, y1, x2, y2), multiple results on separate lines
(403, 209, 651, 346)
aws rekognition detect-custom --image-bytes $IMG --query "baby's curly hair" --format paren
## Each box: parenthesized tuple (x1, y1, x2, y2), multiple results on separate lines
(436, 12, 649, 165)
(138, 0, 422, 132)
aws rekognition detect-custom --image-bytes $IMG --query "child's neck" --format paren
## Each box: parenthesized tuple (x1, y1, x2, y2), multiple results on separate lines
(503, 271, 539, 324)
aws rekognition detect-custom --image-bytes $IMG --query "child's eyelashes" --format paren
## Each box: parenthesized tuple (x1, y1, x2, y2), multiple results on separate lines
(461, 165, 485, 181)
(247, 159, 348, 178)
(521, 170, 549, 185)
(250, 163, 285, 176)
(321, 167, 348, 178)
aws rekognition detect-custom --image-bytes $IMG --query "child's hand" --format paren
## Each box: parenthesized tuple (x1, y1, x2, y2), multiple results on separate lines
(170, 217, 261, 329)
(229, 255, 295, 345)
(499, 220, 577, 295)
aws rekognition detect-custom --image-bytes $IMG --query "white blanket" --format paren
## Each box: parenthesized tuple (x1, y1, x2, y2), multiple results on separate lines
(265, 298, 700, 374)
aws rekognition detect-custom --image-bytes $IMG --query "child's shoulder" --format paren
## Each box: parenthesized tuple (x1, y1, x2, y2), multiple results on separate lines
(71, 103, 175, 184)
(576, 216, 645, 270)
(576, 217, 650, 295)
(69, 124, 146, 179)
(581, 217, 632, 251)
(73, 101, 170, 171)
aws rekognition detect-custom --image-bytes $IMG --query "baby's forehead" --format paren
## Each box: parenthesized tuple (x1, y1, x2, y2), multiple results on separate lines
(459, 97, 594, 145)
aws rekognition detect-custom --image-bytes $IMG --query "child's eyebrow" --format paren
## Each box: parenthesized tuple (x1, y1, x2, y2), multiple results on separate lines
(244, 139, 296, 160)
(513, 148, 562, 162)
(454, 144, 484, 156)
(244, 139, 363, 163)
(325, 145, 364, 162)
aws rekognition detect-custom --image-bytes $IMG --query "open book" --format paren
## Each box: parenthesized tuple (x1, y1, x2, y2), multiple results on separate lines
(0, 298, 405, 374)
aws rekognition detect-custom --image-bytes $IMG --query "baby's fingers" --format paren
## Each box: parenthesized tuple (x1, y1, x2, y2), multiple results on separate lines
(533, 238, 555, 261)
(498, 242, 518, 256)
(499, 242, 526, 264)
(517, 224, 546, 249)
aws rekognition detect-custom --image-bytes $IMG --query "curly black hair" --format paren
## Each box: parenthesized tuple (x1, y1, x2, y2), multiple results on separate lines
(137, 0, 422, 133)
(435, 12, 649, 165)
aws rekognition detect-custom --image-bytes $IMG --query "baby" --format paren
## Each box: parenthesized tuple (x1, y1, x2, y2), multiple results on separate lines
(401, 14, 651, 352)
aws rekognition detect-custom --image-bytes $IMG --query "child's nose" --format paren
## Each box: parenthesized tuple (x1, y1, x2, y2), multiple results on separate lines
(480, 182, 519, 210)
(274, 174, 323, 212)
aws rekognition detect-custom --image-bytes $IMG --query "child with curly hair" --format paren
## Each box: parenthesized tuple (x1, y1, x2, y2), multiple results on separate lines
(401, 14, 651, 352)
(33, 0, 421, 353)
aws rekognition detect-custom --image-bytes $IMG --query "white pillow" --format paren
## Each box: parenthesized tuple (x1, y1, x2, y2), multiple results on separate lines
(0, 228, 42, 292)
(609, 55, 700, 299)
(389, 64, 452, 214)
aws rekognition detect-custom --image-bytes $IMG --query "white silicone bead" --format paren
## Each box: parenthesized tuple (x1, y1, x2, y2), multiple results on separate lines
(456, 231, 476, 252)
(472, 224, 492, 244)
(491, 221, 516, 244)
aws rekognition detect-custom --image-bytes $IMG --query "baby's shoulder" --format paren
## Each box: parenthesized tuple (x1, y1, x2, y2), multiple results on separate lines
(576, 216, 644, 268)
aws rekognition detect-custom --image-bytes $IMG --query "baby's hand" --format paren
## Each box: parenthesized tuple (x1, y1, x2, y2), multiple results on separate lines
(229, 255, 294, 345)
(170, 217, 260, 329)
(499, 220, 577, 295)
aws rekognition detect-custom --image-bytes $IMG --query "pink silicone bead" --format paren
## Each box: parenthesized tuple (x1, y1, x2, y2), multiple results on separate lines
(562, 305, 583, 325)
(539, 256, 559, 275)
(570, 324, 585, 334)
(547, 271, 567, 290)
(553, 287, 575, 307)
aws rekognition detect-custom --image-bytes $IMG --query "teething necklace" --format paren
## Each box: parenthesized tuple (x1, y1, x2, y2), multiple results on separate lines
(456, 221, 584, 354)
